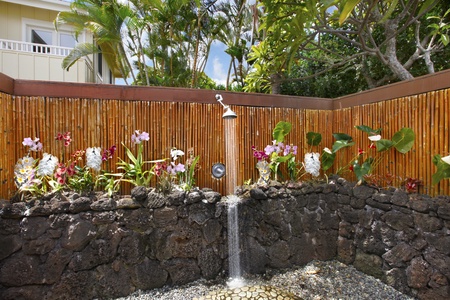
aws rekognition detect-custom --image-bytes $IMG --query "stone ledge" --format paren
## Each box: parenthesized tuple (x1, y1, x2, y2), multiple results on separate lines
(0, 179, 449, 300)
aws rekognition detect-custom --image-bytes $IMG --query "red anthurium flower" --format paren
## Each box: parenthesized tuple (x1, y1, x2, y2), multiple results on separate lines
(358, 148, 365, 155)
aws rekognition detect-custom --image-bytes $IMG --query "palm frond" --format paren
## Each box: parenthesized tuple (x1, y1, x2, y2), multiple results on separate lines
(62, 43, 99, 70)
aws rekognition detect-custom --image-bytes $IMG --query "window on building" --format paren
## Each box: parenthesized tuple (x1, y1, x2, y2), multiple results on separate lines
(26, 20, 77, 54)
(31, 28, 52, 53)
(59, 33, 76, 48)
(98, 51, 103, 77)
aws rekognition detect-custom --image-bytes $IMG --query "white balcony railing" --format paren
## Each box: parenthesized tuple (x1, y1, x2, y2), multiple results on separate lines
(0, 38, 73, 56)
(0, 38, 104, 84)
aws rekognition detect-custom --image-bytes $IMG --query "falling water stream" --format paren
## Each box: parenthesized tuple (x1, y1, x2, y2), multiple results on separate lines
(224, 117, 237, 195)
(223, 113, 245, 288)
(225, 195, 245, 288)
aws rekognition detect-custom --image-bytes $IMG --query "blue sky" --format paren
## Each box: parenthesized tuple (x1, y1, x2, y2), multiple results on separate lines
(205, 41, 230, 86)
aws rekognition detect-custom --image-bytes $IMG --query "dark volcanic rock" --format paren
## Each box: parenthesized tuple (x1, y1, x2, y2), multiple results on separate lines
(1, 179, 449, 300)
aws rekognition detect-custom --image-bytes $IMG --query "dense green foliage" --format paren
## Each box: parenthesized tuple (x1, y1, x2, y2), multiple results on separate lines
(55, 0, 449, 96)
(279, 1, 450, 97)
(245, 0, 449, 97)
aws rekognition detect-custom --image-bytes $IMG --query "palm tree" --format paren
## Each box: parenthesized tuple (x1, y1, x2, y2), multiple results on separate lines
(56, 0, 227, 88)
(215, 0, 258, 90)
(55, 0, 136, 83)
(190, 0, 226, 88)
(135, 0, 194, 86)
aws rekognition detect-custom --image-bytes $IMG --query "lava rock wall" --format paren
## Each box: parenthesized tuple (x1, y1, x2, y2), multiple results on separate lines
(0, 188, 226, 299)
(235, 178, 450, 299)
(1, 178, 449, 299)
(236, 181, 339, 274)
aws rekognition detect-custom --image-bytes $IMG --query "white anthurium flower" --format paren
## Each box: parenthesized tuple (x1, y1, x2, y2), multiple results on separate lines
(171, 148, 185, 161)
(441, 155, 450, 165)
(86, 147, 102, 171)
(323, 147, 332, 154)
(304, 152, 321, 177)
(368, 135, 382, 141)
(37, 153, 58, 176)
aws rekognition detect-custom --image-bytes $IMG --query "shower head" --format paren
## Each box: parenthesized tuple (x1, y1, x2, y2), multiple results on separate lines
(216, 94, 237, 119)
(222, 107, 237, 119)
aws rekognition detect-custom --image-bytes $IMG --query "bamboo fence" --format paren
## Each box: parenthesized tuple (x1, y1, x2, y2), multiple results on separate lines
(333, 89, 450, 195)
(0, 87, 449, 199)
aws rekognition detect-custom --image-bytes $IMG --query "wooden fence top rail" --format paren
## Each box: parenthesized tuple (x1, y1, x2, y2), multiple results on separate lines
(1, 69, 450, 109)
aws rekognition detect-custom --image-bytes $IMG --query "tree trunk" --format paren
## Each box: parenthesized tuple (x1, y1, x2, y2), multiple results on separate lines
(383, 20, 414, 81)
(191, 13, 202, 88)
(270, 73, 283, 94)
(423, 51, 435, 74)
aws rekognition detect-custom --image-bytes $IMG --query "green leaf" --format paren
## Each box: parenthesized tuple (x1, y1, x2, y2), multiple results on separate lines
(376, 139, 394, 152)
(339, 0, 360, 25)
(124, 145, 138, 165)
(392, 127, 415, 153)
(275, 153, 294, 163)
(62, 43, 100, 70)
(332, 133, 353, 141)
(353, 160, 372, 181)
(432, 154, 450, 184)
(322, 152, 336, 171)
(306, 132, 322, 146)
(186, 155, 200, 187)
(440, 34, 449, 46)
(272, 121, 292, 143)
(378, 0, 398, 23)
(418, 0, 438, 17)
(331, 140, 355, 153)
(445, 8, 450, 17)
(364, 157, 374, 165)
(432, 154, 442, 166)
(355, 125, 381, 135)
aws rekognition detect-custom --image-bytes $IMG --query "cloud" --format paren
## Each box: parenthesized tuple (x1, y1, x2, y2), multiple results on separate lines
(211, 56, 228, 86)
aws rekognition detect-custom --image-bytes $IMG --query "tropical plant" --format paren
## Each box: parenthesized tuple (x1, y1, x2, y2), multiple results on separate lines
(292, 131, 344, 180)
(154, 160, 172, 194)
(252, 121, 298, 181)
(302, 131, 325, 178)
(14, 133, 75, 197)
(330, 126, 416, 182)
(305, 125, 416, 183)
(166, 147, 201, 192)
(402, 177, 423, 193)
(96, 173, 120, 197)
(432, 154, 450, 185)
(246, 0, 446, 94)
(131, 0, 220, 88)
(14, 150, 55, 198)
(67, 165, 95, 193)
(215, 0, 258, 90)
(55, 0, 136, 82)
(113, 130, 163, 186)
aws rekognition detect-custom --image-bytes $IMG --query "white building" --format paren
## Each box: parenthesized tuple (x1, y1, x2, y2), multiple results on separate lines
(0, 0, 114, 84)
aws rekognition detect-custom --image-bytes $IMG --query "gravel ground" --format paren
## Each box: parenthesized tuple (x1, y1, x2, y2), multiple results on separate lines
(114, 260, 416, 300)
